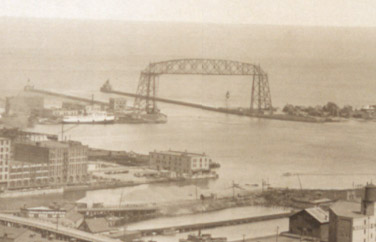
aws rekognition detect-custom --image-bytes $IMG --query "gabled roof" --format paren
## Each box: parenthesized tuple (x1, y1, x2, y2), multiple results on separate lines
(85, 218, 111, 233)
(330, 200, 364, 219)
(305, 207, 329, 223)
(292, 207, 329, 224)
(65, 211, 84, 223)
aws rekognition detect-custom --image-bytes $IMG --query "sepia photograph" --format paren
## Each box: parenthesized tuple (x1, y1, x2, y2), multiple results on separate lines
(0, 0, 376, 241)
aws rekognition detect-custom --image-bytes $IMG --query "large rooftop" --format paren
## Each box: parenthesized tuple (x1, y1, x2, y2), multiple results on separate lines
(330, 200, 365, 219)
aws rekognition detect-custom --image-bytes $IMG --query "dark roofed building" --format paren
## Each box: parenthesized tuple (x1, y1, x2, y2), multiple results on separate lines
(80, 218, 111, 234)
(289, 207, 329, 241)
(62, 211, 84, 228)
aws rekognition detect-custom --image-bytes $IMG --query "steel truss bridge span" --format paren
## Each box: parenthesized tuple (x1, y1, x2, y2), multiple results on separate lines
(134, 58, 273, 114)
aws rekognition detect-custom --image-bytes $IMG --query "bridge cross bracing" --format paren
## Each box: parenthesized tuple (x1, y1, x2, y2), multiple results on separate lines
(133, 58, 273, 114)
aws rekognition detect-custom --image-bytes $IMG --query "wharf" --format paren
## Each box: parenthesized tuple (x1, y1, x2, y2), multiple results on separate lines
(133, 212, 292, 236)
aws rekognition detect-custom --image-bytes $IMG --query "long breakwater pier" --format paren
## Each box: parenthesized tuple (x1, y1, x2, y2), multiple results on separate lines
(132, 212, 292, 236)
(24, 86, 323, 123)
(25, 86, 108, 107)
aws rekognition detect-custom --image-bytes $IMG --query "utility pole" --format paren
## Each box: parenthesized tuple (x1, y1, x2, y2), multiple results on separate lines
(276, 226, 279, 242)
(232, 181, 235, 199)
(56, 216, 58, 231)
(195, 182, 198, 200)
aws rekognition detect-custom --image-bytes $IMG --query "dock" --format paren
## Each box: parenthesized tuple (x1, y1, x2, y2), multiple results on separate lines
(134, 212, 292, 236)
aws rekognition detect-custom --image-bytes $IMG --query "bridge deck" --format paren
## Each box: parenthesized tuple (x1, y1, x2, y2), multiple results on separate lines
(0, 213, 120, 242)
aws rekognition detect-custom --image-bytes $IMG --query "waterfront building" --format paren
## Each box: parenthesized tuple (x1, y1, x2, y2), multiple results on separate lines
(109, 97, 127, 112)
(79, 218, 112, 234)
(4, 129, 58, 143)
(8, 161, 49, 189)
(13, 141, 89, 186)
(0, 137, 11, 192)
(61, 211, 84, 229)
(289, 207, 329, 241)
(52, 108, 81, 117)
(20, 206, 66, 220)
(62, 102, 85, 111)
(149, 150, 211, 176)
(329, 184, 376, 242)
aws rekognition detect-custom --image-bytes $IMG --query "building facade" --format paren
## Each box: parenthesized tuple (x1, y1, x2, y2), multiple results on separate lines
(329, 184, 376, 242)
(0, 137, 11, 191)
(8, 161, 49, 189)
(149, 150, 211, 176)
(8, 140, 89, 189)
(109, 98, 127, 112)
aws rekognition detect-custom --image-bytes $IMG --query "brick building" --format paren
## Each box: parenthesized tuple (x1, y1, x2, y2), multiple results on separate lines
(149, 150, 211, 176)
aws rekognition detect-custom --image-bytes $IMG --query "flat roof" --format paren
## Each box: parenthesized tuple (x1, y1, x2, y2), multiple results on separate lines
(330, 201, 365, 219)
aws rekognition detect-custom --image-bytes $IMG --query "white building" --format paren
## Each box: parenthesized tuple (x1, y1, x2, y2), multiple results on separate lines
(149, 150, 211, 176)
(329, 184, 376, 242)
(0, 137, 10, 191)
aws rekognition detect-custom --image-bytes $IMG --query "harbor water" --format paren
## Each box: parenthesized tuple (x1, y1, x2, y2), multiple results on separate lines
(2, 20, 376, 239)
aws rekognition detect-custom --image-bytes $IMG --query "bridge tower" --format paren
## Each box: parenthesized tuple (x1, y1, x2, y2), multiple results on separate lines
(133, 59, 272, 114)
(250, 66, 272, 113)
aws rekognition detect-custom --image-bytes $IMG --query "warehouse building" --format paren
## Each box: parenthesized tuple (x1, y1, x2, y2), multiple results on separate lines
(289, 207, 329, 241)
(149, 150, 211, 176)
(13, 141, 89, 186)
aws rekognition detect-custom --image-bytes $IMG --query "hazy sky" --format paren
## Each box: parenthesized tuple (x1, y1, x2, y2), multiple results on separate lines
(1, 0, 376, 27)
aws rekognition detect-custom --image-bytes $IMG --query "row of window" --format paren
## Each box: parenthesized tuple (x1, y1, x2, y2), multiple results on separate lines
(0, 160, 9, 165)
(0, 140, 10, 145)
(0, 167, 8, 172)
